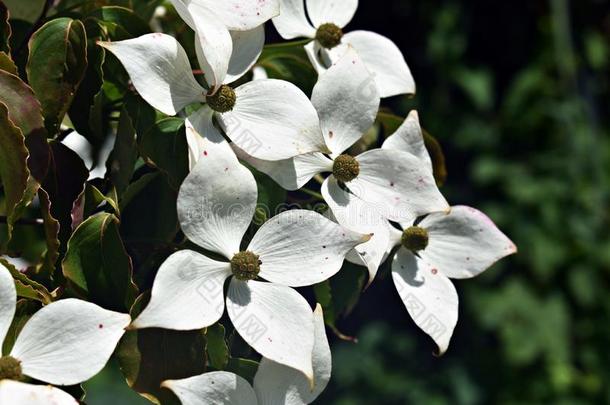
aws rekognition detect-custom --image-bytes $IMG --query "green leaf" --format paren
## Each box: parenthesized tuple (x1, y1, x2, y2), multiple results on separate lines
(71, 182, 120, 230)
(0, 258, 52, 304)
(62, 212, 138, 311)
(1, 298, 39, 354)
(89, 6, 151, 40)
(0, 51, 16, 74)
(68, 18, 106, 152)
(125, 92, 159, 136)
(138, 118, 188, 189)
(259, 40, 317, 95)
(206, 323, 229, 370)
(0, 69, 49, 181)
(27, 17, 88, 135)
(0, 102, 29, 245)
(226, 358, 259, 384)
(107, 107, 138, 196)
(2, 0, 44, 23)
(0, 2, 11, 54)
(42, 141, 89, 245)
(117, 326, 207, 405)
(33, 188, 61, 280)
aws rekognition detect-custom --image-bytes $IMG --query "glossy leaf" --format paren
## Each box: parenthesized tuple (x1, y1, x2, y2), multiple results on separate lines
(0, 52, 16, 74)
(138, 118, 189, 189)
(106, 107, 137, 196)
(206, 323, 229, 371)
(0, 258, 52, 304)
(62, 212, 138, 312)
(0, 103, 29, 245)
(259, 40, 317, 95)
(27, 18, 88, 135)
(89, 6, 151, 40)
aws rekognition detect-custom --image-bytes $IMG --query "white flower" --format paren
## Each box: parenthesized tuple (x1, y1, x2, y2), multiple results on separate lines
(272, 0, 415, 98)
(377, 111, 517, 353)
(0, 264, 131, 403)
(233, 50, 447, 282)
(0, 380, 77, 405)
(98, 26, 327, 161)
(162, 305, 331, 405)
(131, 136, 369, 380)
(168, 0, 279, 90)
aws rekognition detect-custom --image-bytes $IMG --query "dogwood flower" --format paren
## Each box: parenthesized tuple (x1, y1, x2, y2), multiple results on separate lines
(167, 0, 279, 90)
(0, 264, 130, 403)
(163, 305, 331, 405)
(234, 50, 447, 281)
(0, 380, 77, 405)
(272, 0, 415, 98)
(131, 134, 369, 380)
(99, 24, 327, 161)
(378, 111, 517, 353)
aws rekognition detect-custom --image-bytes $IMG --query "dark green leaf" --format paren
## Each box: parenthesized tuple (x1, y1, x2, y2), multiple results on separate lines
(259, 40, 317, 95)
(107, 107, 137, 196)
(2, 0, 44, 23)
(125, 92, 159, 137)
(1, 298, 40, 354)
(89, 6, 151, 40)
(206, 323, 229, 370)
(0, 51, 16, 74)
(0, 258, 52, 304)
(62, 212, 138, 311)
(0, 102, 29, 245)
(0, 69, 49, 181)
(117, 326, 206, 405)
(27, 17, 88, 135)
(33, 188, 61, 280)
(138, 118, 188, 189)
(42, 141, 90, 246)
(226, 357, 259, 384)
(71, 182, 120, 229)
(0, 1, 10, 53)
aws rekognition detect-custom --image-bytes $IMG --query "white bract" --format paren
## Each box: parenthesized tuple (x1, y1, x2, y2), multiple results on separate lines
(131, 135, 369, 380)
(378, 112, 517, 353)
(98, 8, 328, 162)
(0, 380, 77, 405)
(272, 0, 415, 97)
(234, 51, 447, 282)
(0, 264, 130, 403)
(168, 0, 279, 90)
(163, 305, 331, 405)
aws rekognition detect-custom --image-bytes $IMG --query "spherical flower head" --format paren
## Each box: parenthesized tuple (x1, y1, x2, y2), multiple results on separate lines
(207, 85, 236, 113)
(0, 356, 23, 380)
(231, 251, 261, 281)
(333, 154, 360, 183)
(315, 23, 343, 49)
(401, 226, 429, 252)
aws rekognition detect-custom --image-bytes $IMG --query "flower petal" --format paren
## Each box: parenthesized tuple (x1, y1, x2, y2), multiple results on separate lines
(192, 11, 233, 90)
(233, 146, 333, 191)
(177, 138, 257, 258)
(162, 371, 257, 405)
(249, 210, 370, 287)
(98, 34, 204, 115)
(227, 279, 315, 380)
(0, 380, 77, 405)
(322, 177, 390, 286)
(391, 248, 458, 355)
(311, 48, 379, 156)
(186, 106, 233, 170)
(327, 31, 415, 98)
(306, 0, 358, 29)
(0, 263, 16, 345)
(419, 206, 517, 279)
(217, 79, 326, 161)
(304, 40, 329, 74)
(10, 299, 130, 385)
(253, 304, 331, 404)
(272, 0, 316, 39)
(194, 0, 280, 31)
(382, 110, 432, 172)
(132, 251, 231, 330)
(349, 149, 449, 222)
(225, 26, 266, 84)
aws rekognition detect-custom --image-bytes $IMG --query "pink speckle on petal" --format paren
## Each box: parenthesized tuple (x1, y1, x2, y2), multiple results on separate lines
(203, 151, 208, 156)
(431, 268, 438, 275)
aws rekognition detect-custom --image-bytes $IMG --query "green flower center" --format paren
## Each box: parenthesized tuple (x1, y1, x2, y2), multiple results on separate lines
(315, 23, 343, 49)
(230, 251, 261, 281)
(0, 356, 22, 380)
(333, 154, 360, 183)
(207, 85, 236, 113)
(401, 226, 429, 252)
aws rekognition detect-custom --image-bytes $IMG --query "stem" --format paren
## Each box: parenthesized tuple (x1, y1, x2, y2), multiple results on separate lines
(299, 188, 323, 200)
(0, 216, 43, 226)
